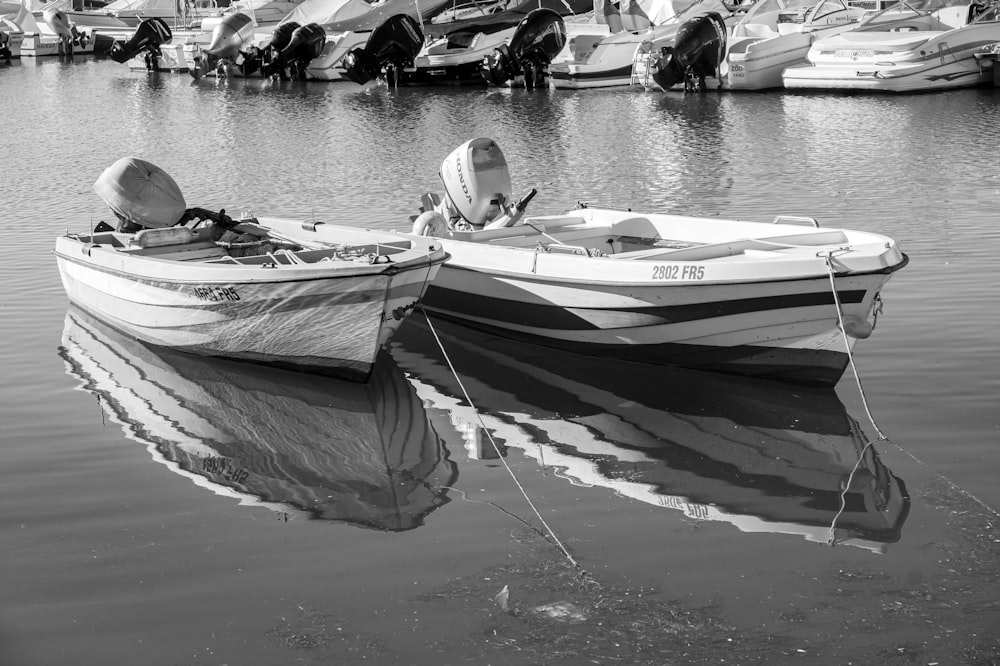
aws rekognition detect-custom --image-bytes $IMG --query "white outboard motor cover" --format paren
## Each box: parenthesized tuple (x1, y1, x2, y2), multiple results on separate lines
(439, 138, 512, 226)
(93, 157, 187, 229)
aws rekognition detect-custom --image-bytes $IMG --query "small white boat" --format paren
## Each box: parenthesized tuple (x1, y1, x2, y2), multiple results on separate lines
(783, 0, 1000, 92)
(54, 157, 448, 382)
(722, 0, 871, 90)
(263, 138, 908, 386)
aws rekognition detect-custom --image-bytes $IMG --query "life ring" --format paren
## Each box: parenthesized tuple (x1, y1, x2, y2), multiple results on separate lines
(412, 211, 447, 237)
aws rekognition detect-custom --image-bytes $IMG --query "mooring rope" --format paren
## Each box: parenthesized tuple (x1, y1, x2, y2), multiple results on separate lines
(823, 251, 886, 440)
(420, 308, 581, 570)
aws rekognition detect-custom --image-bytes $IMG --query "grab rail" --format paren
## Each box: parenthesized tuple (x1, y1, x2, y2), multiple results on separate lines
(772, 215, 820, 228)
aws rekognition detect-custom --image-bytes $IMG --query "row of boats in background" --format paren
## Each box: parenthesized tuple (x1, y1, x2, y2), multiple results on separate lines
(4, 0, 1000, 91)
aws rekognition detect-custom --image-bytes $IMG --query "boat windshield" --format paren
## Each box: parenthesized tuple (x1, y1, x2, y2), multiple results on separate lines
(971, 3, 1000, 22)
(737, 0, 818, 22)
(669, 0, 735, 22)
(858, 0, 963, 25)
(803, 0, 852, 21)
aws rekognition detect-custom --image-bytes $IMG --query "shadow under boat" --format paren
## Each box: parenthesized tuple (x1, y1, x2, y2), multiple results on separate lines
(390, 316, 910, 552)
(59, 305, 458, 531)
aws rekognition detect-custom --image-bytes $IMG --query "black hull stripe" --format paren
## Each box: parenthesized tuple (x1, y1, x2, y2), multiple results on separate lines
(424, 286, 867, 331)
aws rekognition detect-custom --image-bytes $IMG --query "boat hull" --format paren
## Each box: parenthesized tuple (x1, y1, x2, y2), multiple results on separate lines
(783, 22, 1000, 92)
(420, 258, 897, 386)
(271, 208, 907, 386)
(54, 223, 445, 381)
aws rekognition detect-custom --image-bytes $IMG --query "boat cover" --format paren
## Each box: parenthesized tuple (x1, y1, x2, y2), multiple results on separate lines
(422, 0, 593, 38)
(93, 157, 187, 229)
(282, 0, 453, 31)
(277, 0, 373, 30)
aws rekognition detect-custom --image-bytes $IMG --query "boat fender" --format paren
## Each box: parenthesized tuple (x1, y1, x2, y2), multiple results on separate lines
(841, 314, 873, 340)
(131, 226, 195, 248)
(412, 211, 447, 237)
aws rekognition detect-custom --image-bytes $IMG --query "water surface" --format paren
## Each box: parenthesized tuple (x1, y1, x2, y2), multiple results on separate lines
(1, 57, 998, 665)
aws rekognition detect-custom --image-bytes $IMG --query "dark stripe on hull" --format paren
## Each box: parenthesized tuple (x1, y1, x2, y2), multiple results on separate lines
(550, 63, 633, 83)
(425, 312, 849, 386)
(423, 284, 867, 331)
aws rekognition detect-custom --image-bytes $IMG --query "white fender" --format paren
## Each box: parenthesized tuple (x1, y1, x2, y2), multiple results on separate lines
(412, 211, 447, 237)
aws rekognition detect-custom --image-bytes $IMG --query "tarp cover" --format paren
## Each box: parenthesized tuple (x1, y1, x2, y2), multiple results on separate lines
(93, 157, 187, 229)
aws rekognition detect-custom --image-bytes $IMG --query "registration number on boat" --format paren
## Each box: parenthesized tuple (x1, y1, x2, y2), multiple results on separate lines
(193, 286, 241, 302)
(652, 264, 705, 280)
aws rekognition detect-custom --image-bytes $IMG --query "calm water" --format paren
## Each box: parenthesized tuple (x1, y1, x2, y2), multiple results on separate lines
(2, 57, 999, 665)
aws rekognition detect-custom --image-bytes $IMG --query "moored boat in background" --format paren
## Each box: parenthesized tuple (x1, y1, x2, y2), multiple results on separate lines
(782, 0, 1000, 91)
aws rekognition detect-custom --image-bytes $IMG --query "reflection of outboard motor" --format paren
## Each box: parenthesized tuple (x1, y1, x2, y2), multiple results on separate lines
(43, 8, 89, 57)
(260, 22, 325, 80)
(341, 14, 422, 87)
(110, 17, 172, 70)
(481, 8, 566, 89)
(190, 12, 255, 80)
(650, 12, 727, 92)
(413, 138, 537, 236)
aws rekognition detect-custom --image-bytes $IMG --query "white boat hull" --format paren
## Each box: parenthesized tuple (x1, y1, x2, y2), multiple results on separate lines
(55, 218, 446, 381)
(269, 207, 908, 386)
(783, 19, 1000, 92)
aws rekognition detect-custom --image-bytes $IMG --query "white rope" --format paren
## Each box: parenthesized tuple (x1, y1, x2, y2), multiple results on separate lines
(823, 253, 886, 439)
(420, 309, 581, 570)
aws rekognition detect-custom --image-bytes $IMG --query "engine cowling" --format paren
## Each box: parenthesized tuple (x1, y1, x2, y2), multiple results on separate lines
(261, 22, 325, 78)
(204, 12, 255, 59)
(109, 17, 172, 63)
(439, 138, 513, 227)
(341, 14, 423, 86)
(481, 8, 566, 87)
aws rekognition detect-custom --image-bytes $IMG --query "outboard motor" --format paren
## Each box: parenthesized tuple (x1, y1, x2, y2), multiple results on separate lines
(481, 8, 566, 89)
(109, 17, 172, 69)
(93, 157, 188, 231)
(261, 22, 325, 80)
(190, 12, 255, 80)
(341, 14, 422, 87)
(650, 12, 727, 92)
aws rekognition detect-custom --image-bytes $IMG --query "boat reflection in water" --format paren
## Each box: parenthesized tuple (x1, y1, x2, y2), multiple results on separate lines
(59, 306, 458, 531)
(391, 318, 910, 551)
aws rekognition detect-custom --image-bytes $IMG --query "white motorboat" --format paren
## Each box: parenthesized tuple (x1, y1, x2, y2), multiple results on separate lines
(783, 0, 1000, 92)
(723, 0, 871, 90)
(264, 138, 909, 387)
(549, 0, 732, 89)
(1, 14, 26, 58)
(407, 0, 592, 85)
(61, 306, 458, 528)
(391, 317, 910, 551)
(54, 157, 448, 382)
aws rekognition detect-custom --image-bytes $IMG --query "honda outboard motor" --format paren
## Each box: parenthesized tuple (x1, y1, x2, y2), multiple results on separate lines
(110, 17, 172, 68)
(341, 14, 422, 87)
(261, 22, 325, 80)
(190, 12, 255, 80)
(481, 8, 566, 89)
